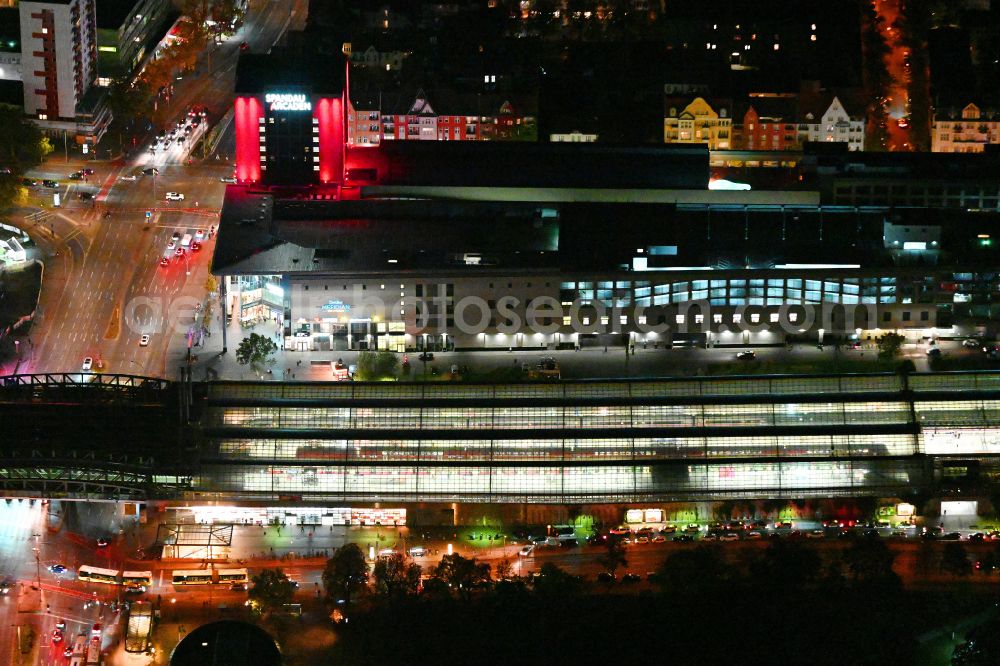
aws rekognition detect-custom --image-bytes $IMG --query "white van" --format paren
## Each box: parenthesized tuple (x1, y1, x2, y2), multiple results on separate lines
(180, 233, 193, 248)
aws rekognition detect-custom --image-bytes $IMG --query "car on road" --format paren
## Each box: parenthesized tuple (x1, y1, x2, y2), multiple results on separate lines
(0, 577, 13, 594)
(69, 172, 83, 180)
(220, 176, 237, 183)
(195, 229, 205, 240)
(621, 573, 641, 584)
(969, 532, 986, 542)
(191, 241, 201, 251)
(672, 534, 694, 542)
(167, 240, 176, 250)
(48, 564, 67, 574)
(806, 529, 825, 539)
(174, 247, 184, 256)
(82, 168, 94, 175)
(119, 174, 137, 182)
(78, 191, 94, 200)
(240, 41, 249, 51)
(165, 191, 185, 201)
(719, 533, 740, 542)
(518, 545, 534, 557)
(407, 547, 428, 557)
(418, 351, 434, 361)
(163, 139, 172, 148)
(63, 646, 73, 658)
(736, 350, 756, 360)
(139, 334, 150, 346)
(230, 582, 247, 591)
(142, 167, 159, 176)
(926, 347, 942, 357)
(963, 338, 980, 348)
(940, 532, 962, 541)
(96, 538, 109, 548)
(81, 357, 93, 371)
(43, 179, 59, 188)
(22, 177, 37, 186)
(52, 629, 63, 643)
(596, 572, 615, 584)
(159, 257, 169, 267)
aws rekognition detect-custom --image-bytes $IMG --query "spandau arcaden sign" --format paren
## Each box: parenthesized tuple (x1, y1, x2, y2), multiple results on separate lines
(265, 93, 311, 111)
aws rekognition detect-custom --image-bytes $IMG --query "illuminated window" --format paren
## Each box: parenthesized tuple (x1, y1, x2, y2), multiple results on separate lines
(695, 314, 704, 324)
(713, 314, 722, 323)
(750, 314, 760, 323)
(675, 315, 685, 324)
(733, 314, 742, 323)
(770, 313, 780, 323)
(789, 312, 798, 322)
(563, 316, 571, 326)
(637, 316, 647, 325)
(620, 315, 627, 325)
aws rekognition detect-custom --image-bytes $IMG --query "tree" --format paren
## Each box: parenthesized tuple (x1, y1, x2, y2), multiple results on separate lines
(322, 543, 369, 605)
(495, 556, 513, 581)
(749, 539, 820, 592)
(842, 537, 899, 587)
(532, 562, 583, 597)
(373, 553, 421, 599)
(655, 546, 729, 596)
(248, 568, 296, 614)
(235, 332, 278, 376)
(877, 332, 905, 359)
(940, 542, 972, 577)
(355, 350, 399, 381)
(597, 538, 627, 577)
(434, 553, 490, 599)
(0, 104, 51, 168)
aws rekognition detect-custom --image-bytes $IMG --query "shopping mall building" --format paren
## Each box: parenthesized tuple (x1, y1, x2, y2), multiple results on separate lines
(215, 52, 1000, 354)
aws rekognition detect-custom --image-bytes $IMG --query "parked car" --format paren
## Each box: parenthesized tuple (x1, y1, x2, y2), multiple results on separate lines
(518, 545, 534, 557)
(806, 529, 826, 539)
(659, 524, 677, 534)
(964, 338, 981, 348)
(220, 176, 237, 183)
(48, 564, 67, 574)
(609, 526, 631, 536)
(621, 573, 641, 584)
(736, 350, 756, 360)
(142, 167, 159, 176)
(139, 334, 150, 347)
(119, 174, 137, 182)
(81, 357, 93, 371)
(672, 534, 694, 542)
(596, 572, 615, 584)
(165, 191, 185, 201)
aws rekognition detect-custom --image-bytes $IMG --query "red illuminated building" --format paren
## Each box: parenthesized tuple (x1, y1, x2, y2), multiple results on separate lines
(234, 54, 346, 192)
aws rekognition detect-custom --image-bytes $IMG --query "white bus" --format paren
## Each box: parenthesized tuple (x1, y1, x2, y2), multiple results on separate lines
(69, 634, 87, 666)
(121, 570, 153, 592)
(217, 568, 248, 585)
(172, 569, 213, 585)
(78, 565, 119, 585)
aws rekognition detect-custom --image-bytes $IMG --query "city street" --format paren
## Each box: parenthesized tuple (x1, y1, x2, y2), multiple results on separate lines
(5, 0, 308, 379)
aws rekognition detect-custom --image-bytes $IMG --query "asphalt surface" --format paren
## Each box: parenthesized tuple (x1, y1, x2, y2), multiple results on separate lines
(7, 0, 307, 379)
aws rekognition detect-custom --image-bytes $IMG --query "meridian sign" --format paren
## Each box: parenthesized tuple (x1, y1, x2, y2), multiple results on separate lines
(321, 300, 351, 313)
(265, 92, 311, 111)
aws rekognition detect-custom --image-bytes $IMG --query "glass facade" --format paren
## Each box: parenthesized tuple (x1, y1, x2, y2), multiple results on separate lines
(193, 372, 1000, 502)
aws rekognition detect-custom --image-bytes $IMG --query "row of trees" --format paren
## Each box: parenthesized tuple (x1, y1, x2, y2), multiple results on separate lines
(0, 105, 54, 216)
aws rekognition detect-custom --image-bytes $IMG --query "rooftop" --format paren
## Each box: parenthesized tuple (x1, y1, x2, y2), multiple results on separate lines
(212, 190, 1000, 277)
(236, 52, 345, 95)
